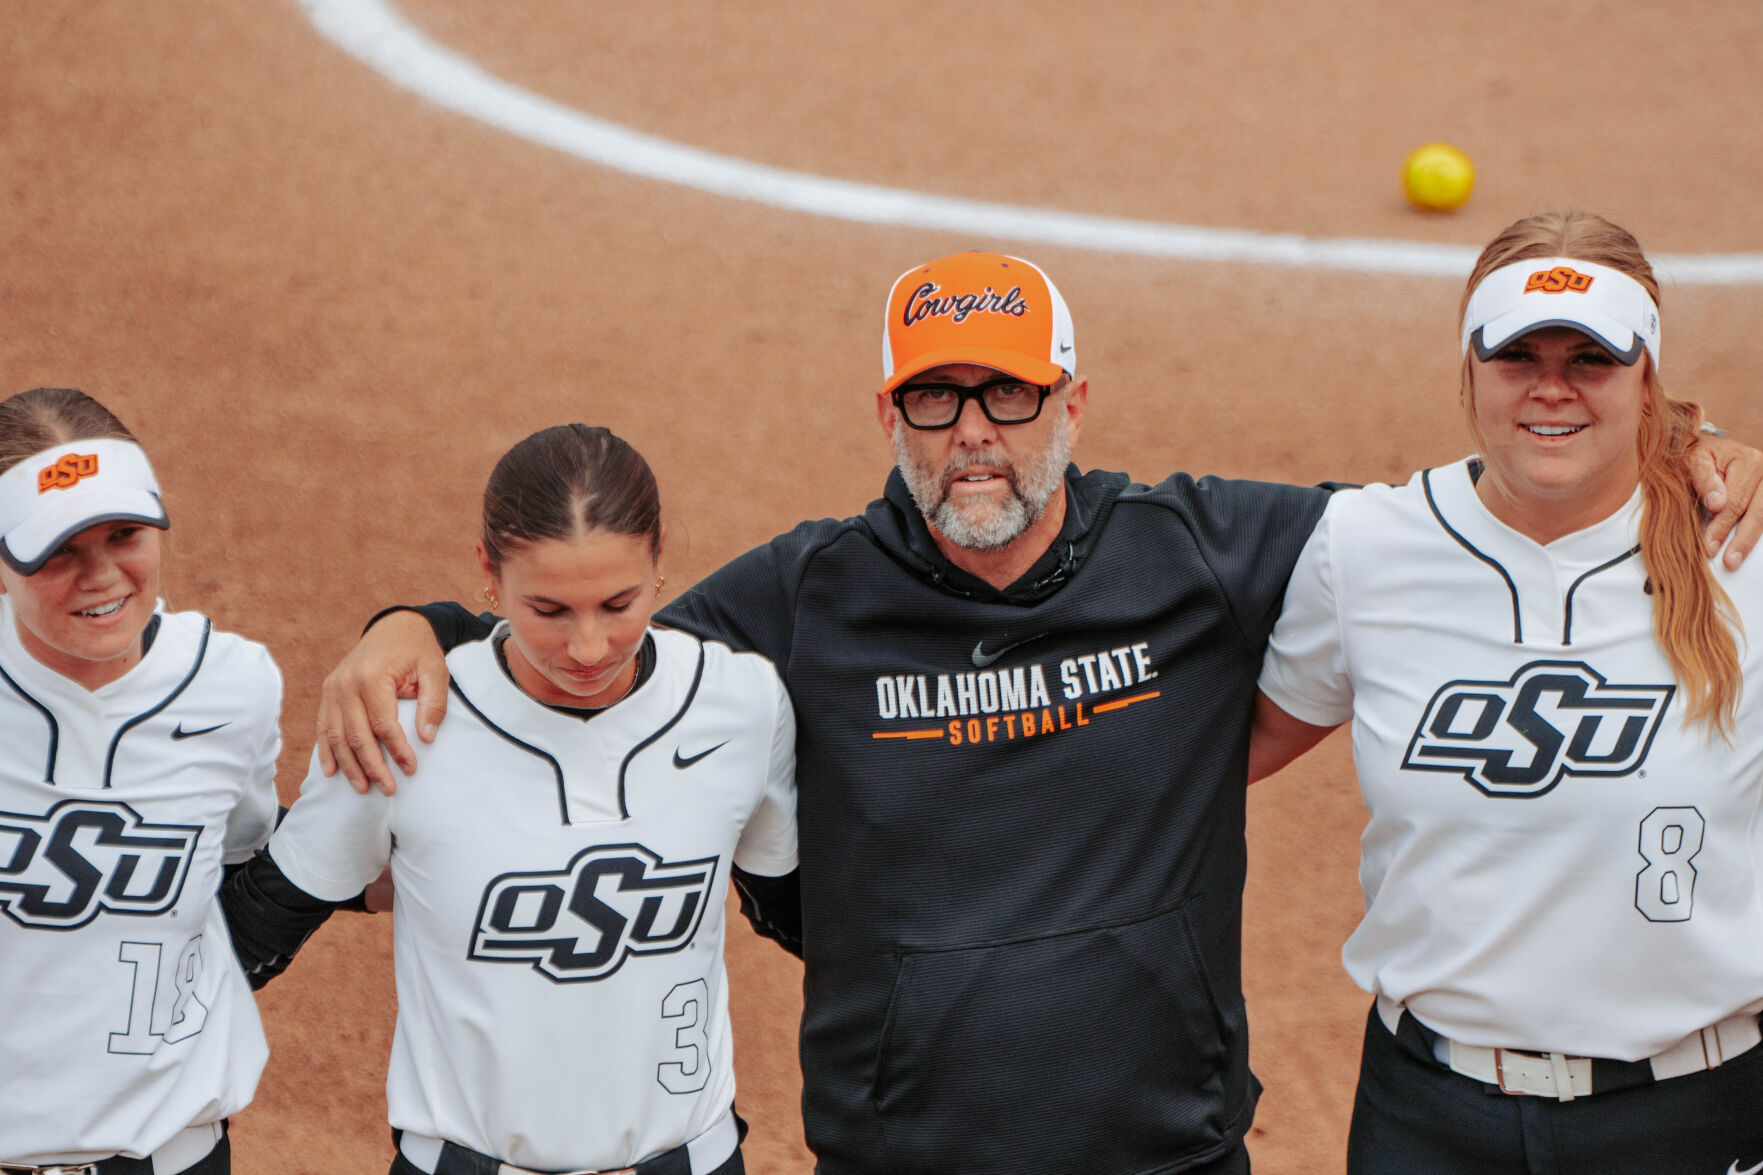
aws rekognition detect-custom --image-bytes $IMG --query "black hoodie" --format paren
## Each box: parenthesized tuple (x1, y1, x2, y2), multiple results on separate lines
(424, 464, 1328, 1175)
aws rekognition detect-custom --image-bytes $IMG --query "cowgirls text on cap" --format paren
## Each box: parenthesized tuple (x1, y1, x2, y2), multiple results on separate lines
(900, 282, 1031, 326)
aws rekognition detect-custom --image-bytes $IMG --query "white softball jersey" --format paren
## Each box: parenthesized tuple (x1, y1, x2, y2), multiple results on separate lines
(268, 624, 797, 1172)
(1259, 458, 1763, 1061)
(0, 599, 280, 1165)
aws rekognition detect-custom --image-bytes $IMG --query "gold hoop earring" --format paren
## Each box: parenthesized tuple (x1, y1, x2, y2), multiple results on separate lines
(655, 574, 666, 594)
(477, 584, 501, 611)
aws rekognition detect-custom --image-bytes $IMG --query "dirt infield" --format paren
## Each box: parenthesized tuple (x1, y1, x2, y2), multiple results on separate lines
(5, 2, 1762, 1171)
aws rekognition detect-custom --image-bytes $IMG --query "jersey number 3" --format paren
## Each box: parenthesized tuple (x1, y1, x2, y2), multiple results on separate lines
(659, 979, 711, 1094)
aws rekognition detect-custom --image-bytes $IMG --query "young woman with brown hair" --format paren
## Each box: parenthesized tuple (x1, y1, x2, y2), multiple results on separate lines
(224, 424, 797, 1175)
(0, 387, 282, 1175)
(1251, 212, 1763, 1172)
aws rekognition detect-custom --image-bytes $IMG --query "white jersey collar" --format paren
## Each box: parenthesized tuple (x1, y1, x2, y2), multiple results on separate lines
(0, 598, 209, 788)
(0, 596, 206, 705)
(1428, 457, 1642, 572)
(446, 625, 704, 825)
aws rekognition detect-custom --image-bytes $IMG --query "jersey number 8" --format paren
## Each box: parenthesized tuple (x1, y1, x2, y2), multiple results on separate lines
(1635, 806, 1704, 923)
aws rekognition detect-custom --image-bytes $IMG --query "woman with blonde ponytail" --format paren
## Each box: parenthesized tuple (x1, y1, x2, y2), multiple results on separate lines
(1455, 213, 1742, 735)
(1250, 212, 1763, 1173)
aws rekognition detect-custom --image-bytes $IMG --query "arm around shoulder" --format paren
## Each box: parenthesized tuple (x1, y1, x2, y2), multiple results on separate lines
(317, 606, 471, 793)
(1158, 476, 1334, 645)
(368, 601, 497, 651)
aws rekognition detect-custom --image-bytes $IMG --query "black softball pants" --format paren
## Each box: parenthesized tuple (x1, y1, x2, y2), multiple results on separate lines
(1348, 1003, 1763, 1175)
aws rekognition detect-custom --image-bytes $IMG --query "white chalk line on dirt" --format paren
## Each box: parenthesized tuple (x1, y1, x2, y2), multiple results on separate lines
(297, 0, 1763, 285)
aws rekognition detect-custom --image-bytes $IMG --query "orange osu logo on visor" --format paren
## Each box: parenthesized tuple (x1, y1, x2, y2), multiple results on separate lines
(38, 453, 99, 493)
(1523, 266, 1595, 294)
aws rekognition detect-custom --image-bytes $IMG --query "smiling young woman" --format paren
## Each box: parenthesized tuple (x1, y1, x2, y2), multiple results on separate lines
(0, 391, 167, 690)
(224, 424, 798, 1175)
(0, 520, 164, 688)
(1250, 214, 1763, 1173)
(1458, 215, 1740, 734)
(1466, 327, 1647, 539)
(0, 387, 283, 1175)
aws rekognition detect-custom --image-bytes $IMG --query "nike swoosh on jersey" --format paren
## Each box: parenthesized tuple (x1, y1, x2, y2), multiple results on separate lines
(673, 741, 730, 769)
(972, 633, 1047, 668)
(1728, 1162, 1763, 1175)
(170, 721, 230, 740)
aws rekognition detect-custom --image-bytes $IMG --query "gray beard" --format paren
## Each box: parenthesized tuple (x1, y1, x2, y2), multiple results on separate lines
(892, 413, 1071, 552)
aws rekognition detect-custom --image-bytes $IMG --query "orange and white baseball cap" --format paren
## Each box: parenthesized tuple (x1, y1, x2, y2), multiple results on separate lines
(881, 252, 1076, 394)
(1462, 257, 1661, 368)
(0, 438, 168, 575)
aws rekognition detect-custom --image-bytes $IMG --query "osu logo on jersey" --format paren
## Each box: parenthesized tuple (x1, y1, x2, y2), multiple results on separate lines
(1523, 266, 1595, 294)
(37, 452, 99, 492)
(0, 800, 201, 930)
(469, 844, 718, 983)
(1402, 660, 1673, 797)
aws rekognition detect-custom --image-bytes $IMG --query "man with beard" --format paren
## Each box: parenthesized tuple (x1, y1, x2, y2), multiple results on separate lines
(306, 251, 1752, 1175)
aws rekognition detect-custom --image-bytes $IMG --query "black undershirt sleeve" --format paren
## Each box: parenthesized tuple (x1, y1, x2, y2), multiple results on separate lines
(367, 602, 496, 652)
(222, 803, 370, 989)
(219, 849, 356, 990)
(730, 866, 803, 959)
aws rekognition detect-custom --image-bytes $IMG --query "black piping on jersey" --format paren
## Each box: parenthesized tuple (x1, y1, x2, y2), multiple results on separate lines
(615, 643, 707, 820)
(0, 614, 166, 785)
(447, 678, 572, 825)
(102, 619, 211, 787)
(0, 658, 59, 783)
(1423, 467, 1523, 643)
(1561, 545, 1642, 645)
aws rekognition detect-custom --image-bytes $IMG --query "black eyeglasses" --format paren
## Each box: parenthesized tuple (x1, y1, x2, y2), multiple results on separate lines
(891, 376, 1061, 430)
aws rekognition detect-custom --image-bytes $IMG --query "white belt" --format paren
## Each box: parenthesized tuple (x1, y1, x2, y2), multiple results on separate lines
(149, 1124, 222, 1175)
(399, 1108, 739, 1175)
(2, 1121, 223, 1175)
(1429, 1015, 1762, 1101)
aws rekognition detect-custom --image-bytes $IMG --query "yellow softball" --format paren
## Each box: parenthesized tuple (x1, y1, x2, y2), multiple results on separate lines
(1401, 142, 1476, 212)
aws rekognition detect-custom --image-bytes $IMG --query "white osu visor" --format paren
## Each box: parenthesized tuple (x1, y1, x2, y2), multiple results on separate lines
(1461, 257, 1661, 369)
(0, 438, 169, 575)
